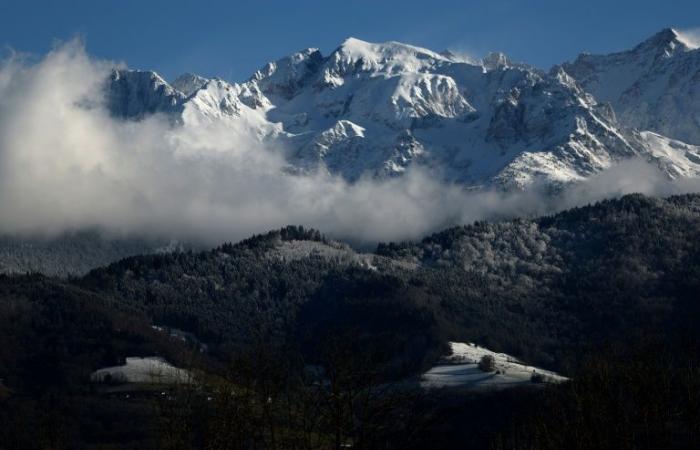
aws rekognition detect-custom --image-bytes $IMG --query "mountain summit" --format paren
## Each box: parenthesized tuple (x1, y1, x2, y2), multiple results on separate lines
(561, 28, 700, 146)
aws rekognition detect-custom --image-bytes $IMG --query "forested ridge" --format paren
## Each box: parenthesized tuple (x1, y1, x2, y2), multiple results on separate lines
(77, 194, 700, 371)
(1, 194, 700, 449)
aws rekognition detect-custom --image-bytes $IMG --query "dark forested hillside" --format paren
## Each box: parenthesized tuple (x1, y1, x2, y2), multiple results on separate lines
(0, 275, 199, 449)
(82, 228, 340, 346)
(376, 193, 700, 368)
(78, 195, 700, 372)
(2, 196, 700, 449)
(0, 230, 175, 277)
(0, 275, 192, 393)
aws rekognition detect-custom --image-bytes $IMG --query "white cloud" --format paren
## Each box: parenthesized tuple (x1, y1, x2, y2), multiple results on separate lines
(676, 28, 700, 49)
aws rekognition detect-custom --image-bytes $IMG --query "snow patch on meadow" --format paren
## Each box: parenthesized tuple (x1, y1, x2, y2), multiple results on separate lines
(91, 357, 193, 384)
(421, 342, 568, 390)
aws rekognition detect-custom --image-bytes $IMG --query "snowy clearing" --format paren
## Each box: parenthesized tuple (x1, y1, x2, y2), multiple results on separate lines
(421, 342, 568, 391)
(90, 357, 193, 385)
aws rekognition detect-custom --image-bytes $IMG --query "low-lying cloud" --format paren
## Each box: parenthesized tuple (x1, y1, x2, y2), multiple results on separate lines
(0, 41, 698, 246)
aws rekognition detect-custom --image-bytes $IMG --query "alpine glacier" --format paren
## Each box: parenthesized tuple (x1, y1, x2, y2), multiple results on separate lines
(105, 29, 700, 190)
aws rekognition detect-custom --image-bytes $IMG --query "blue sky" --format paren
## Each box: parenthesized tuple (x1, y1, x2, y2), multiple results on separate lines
(1, 0, 699, 81)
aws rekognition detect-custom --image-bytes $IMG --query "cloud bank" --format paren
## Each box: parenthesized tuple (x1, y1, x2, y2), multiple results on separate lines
(0, 41, 698, 245)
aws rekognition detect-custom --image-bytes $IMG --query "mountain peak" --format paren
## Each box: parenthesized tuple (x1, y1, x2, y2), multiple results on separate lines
(481, 52, 512, 70)
(252, 47, 323, 99)
(562, 26, 700, 146)
(654, 27, 679, 41)
(339, 36, 370, 48)
(327, 37, 448, 77)
(335, 37, 448, 60)
(172, 73, 209, 96)
(634, 27, 694, 55)
(107, 69, 184, 119)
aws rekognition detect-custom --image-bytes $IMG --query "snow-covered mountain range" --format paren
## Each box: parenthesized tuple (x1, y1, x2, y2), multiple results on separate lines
(105, 28, 700, 189)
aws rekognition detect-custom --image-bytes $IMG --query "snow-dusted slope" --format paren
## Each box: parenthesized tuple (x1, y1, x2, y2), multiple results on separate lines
(421, 342, 567, 390)
(268, 239, 418, 271)
(639, 131, 700, 178)
(104, 30, 700, 189)
(90, 357, 192, 384)
(172, 73, 210, 97)
(562, 28, 700, 146)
